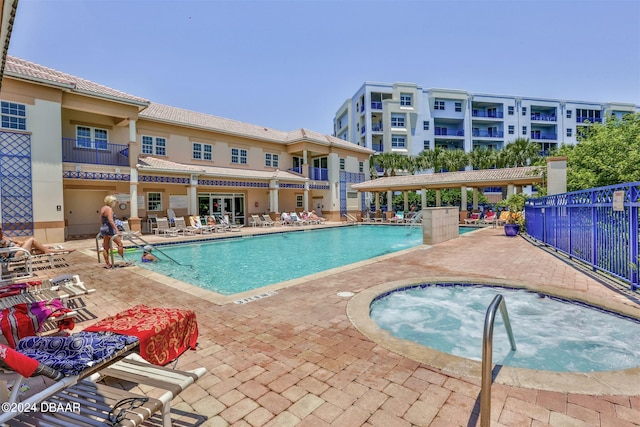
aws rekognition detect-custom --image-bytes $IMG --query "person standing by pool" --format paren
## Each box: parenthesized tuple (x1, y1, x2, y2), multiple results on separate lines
(99, 195, 124, 269)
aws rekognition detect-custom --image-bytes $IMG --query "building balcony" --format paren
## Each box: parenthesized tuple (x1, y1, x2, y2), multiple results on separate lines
(371, 124, 383, 132)
(530, 114, 556, 122)
(62, 138, 129, 166)
(530, 132, 557, 140)
(435, 128, 464, 136)
(472, 130, 504, 138)
(472, 111, 504, 118)
(371, 101, 383, 110)
(309, 166, 328, 181)
(576, 116, 602, 123)
(372, 143, 384, 153)
(360, 126, 366, 134)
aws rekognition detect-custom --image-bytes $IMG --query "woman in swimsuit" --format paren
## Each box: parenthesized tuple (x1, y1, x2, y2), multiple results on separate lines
(99, 195, 124, 268)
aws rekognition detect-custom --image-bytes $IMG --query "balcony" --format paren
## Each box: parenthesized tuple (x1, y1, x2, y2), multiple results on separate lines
(372, 143, 384, 152)
(62, 138, 129, 166)
(371, 101, 383, 110)
(576, 116, 602, 123)
(435, 128, 464, 136)
(371, 124, 383, 132)
(530, 113, 556, 122)
(289, 166, 303, 174)
(472, 130, 504, 138)
(472, 111, 504, 118)
(360, 125, 366, 135)
(309, 166, 328, 181)
(530, 132, 557, 140)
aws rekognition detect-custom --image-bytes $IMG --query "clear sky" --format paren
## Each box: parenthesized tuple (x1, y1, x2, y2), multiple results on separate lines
(8, 0, 640, 135)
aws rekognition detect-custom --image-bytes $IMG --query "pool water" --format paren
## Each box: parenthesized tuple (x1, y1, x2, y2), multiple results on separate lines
(370, 284, 640, 372)
(135, 225, 434, 295)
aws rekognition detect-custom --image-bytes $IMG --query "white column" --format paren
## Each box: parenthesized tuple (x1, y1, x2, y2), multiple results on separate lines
(421, 188, 427, 208)
(460, 186, 467, 211)
(507, 184, 515, 197)
(403, 191, 409, 212)
(270, 179, 279, 213)
(435, 189, 441, 207)
(129, 168, 139, 219)
(374, 192, 380, 212)
(189, 174, 198, 215)
(304, 181, 309, 212)
(129, 119, 137, 144)
(473, 187, 479, 209)
(386, 190, 393, 213)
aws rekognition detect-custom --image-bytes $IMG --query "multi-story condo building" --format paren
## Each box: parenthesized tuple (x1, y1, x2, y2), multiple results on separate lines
(334, 82, 639, 157)
(0, 56, 372, 243)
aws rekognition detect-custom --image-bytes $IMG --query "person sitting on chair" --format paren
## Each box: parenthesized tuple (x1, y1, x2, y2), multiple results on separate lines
(141, 245, 158, 263)
(0, 227, 75, 256)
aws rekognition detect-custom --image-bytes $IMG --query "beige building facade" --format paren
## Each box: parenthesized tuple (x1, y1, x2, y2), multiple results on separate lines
(0, 56, 373, 243)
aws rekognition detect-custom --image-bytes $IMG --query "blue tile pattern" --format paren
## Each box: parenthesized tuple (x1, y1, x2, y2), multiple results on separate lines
(0, 131, 33, 236)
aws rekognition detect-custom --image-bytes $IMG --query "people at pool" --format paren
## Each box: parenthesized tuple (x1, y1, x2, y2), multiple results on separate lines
(141, 245, 158, 263)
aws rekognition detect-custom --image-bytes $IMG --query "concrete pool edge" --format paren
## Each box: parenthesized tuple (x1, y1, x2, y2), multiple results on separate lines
(346, 276, 640, 396)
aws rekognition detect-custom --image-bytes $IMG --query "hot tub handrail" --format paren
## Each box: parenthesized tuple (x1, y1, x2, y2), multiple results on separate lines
(481, 294, 516, 427)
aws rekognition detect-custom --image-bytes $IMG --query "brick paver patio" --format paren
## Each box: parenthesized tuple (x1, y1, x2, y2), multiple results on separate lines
(20, 225, 640, 426)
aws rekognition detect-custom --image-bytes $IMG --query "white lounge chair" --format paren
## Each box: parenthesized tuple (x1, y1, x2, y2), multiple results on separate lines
(154, 217, 178, 237)
(261, 214, 276, 227)
(173, 217, 192, 236)
(250, 214, 263, 227)
(221, 214, 243, 232)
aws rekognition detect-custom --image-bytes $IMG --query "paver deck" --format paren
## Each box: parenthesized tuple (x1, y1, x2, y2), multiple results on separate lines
(11, 224, 640, 426)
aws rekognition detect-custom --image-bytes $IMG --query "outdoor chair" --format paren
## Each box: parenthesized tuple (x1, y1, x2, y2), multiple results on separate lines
(464, 212, 481, 224)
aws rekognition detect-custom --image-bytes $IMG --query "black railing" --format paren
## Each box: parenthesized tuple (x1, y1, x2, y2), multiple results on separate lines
(62, 138, 129, 166)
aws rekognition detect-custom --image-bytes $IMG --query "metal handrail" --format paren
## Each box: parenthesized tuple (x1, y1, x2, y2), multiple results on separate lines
(481, 294, 516, 427)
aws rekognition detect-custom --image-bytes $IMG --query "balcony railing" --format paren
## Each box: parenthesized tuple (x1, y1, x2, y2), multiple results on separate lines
(576, 116, 602, 123)
(472, 111, 504, 118)
(371, 101, 383, 110)
(372, 143, 384, 152)
(361, 126, 366, 134)
(289, 166, 303, 174)
(530, 114, 556, 121)
(435, 128, 464, 136)
(472, 130, 504, 138)
(371, 124, 383, 132)
(309, 167, 328, 181)
(62, 138, 129, 166)
(530, 133, 557, 140)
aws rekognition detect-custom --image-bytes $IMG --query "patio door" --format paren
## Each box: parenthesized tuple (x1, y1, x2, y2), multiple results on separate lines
(203, 193, 246, 225)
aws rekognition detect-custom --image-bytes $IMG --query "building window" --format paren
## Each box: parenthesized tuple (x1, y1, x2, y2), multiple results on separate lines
(566, 110, 572, 119)
(147, 192, 162, 211)
(434, 100, 445, 110)
(391, 113, 405, 128)
(265, 153, 279, 167)
(142, 135, 166, 156)
(1, 101, 26, 130)
(77, 126, 108, 150)
(522, 126, 527, 135)
(522, 107, 527, 116)
(296, 195, 303, 208)
(423, 120, 429, 130)
(192, 142, 212, 161)
(455, 102, 462, 112)
(400, 93, 412, 106)
(566, 128, 573, 137)
(508, 106, 514, 115)
(423, 140, 430, 150)
(339, 158, 345, 170)
(391, 135, 406, 148)
(508, 125, 514, 135)
(359, 161, 364, 173)
(231, 148, 247, 164)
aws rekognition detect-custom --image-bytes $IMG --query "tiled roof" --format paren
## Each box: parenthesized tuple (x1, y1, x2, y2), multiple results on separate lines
(137, 156, 307, 181)
(352, 166, 545, 191)
(5, 56, 149, 105)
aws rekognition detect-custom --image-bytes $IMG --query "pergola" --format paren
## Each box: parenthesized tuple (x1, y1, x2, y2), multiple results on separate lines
(351, 165, 545, 218)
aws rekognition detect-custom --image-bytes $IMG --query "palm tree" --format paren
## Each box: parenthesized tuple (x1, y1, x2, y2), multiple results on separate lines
(504, 138, 541, 167)
(468, 147, 497, 170)
(371, 152, 407, 177)
(416, 147, 447, 173)
(439, 149, 469, 172)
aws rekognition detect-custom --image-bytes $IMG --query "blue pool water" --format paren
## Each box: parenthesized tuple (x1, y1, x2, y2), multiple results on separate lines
(370, 284, 640, 372)
(135, 225, 460, 295)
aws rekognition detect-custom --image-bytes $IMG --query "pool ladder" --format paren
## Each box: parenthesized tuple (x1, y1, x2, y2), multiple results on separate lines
(481, 294, 517, 427)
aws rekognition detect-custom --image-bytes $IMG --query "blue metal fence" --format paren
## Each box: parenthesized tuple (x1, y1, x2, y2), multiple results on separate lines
(525, 182, 640, 291)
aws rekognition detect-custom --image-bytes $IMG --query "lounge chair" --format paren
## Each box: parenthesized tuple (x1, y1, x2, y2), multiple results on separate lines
(464, 212, 481, 224)
(261, 214, 276, 227)
(154, 217, 178, 237)
(289, 213, 306, 226)
(120, 220, 140, 238)
(204, 215, 227, 233)
(343, 213, 358, 224)
(166, 208, 177, 227)
(479, 212, 497, 227)
(221, 214, 243, 231)
(173, 217, 193, 236)
(188, 215, 215, 234)
(250, 214, 264, 227)
(388, 211, 405, 223)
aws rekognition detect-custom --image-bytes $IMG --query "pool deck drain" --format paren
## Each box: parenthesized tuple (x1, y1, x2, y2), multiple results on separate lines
(31, 224, 640, 426)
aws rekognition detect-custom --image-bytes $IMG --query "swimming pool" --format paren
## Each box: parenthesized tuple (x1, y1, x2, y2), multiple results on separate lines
(134, 225, 448, 295)
(370, 284, 640, 372)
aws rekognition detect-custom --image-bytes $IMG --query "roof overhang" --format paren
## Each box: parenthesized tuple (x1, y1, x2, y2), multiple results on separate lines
(0, 0, 18, 92)
(351, 166, 545, 192)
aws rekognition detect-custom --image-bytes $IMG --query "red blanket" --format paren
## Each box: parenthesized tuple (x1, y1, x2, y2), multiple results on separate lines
(84, 305, 198, 366)
(0, 299, 73, 348)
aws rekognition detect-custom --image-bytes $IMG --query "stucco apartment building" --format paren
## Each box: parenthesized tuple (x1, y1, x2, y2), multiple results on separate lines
(0, 56, 373, 243)
(334, 82, 639, 156)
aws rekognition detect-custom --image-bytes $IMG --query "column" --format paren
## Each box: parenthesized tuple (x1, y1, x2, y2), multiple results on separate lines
(270, 179, 279, 213)
(473, 187, 479, 210)
(421, 188, 427, 208)
(403, 191, 409, 212)
(507, 184, 514, 197)
(304, 181, 309, 212)
(387, 190, 393, 213)
(460, 186, 468, 223)
(189, 174, 198, 216)
(435, 189, 441, 207)
(129, 168, 140, 231)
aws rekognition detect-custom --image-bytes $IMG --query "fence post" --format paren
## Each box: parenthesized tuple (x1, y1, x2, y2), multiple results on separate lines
(630, 186, 639, 291)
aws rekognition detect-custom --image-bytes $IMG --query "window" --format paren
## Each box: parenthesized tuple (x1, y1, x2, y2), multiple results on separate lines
(508, 106, 514, 115)
(391, 113, 405, 128)
(391, 135, 406, 148)
(522, 126, 527, 135)
(566, 110, 572, 119)
(77, 126, 108, 150)
(522, 107, 527, 116)
(455, 102, 462, 112)
(339, 158, 345, 170)
(1, 101, 26, 130)
(192, 142, 213, 161)
(508, 125, 514, 135)
(566, 128, 573, 137)
(147, 192, 162, 211)
(423, 140, 430, 150)
(296, 195, 303, 208)
(142, 135, 166, 156)
(359, 161, 363, 173)
(423, 120, 429, 130)
(400, 93, 412, 107)
(265, 153, 279, 167)
(231, 148, 248, 164)
(434, 100, 445, 110)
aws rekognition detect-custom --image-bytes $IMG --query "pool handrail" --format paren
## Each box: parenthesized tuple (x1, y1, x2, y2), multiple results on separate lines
(481, 294, 516, 427)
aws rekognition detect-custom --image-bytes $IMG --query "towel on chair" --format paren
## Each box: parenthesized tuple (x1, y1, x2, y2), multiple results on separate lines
(0, 299, 73, 348)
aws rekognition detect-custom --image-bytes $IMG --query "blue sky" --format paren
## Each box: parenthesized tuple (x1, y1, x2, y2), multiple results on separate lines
(8, 0, 640, 135)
